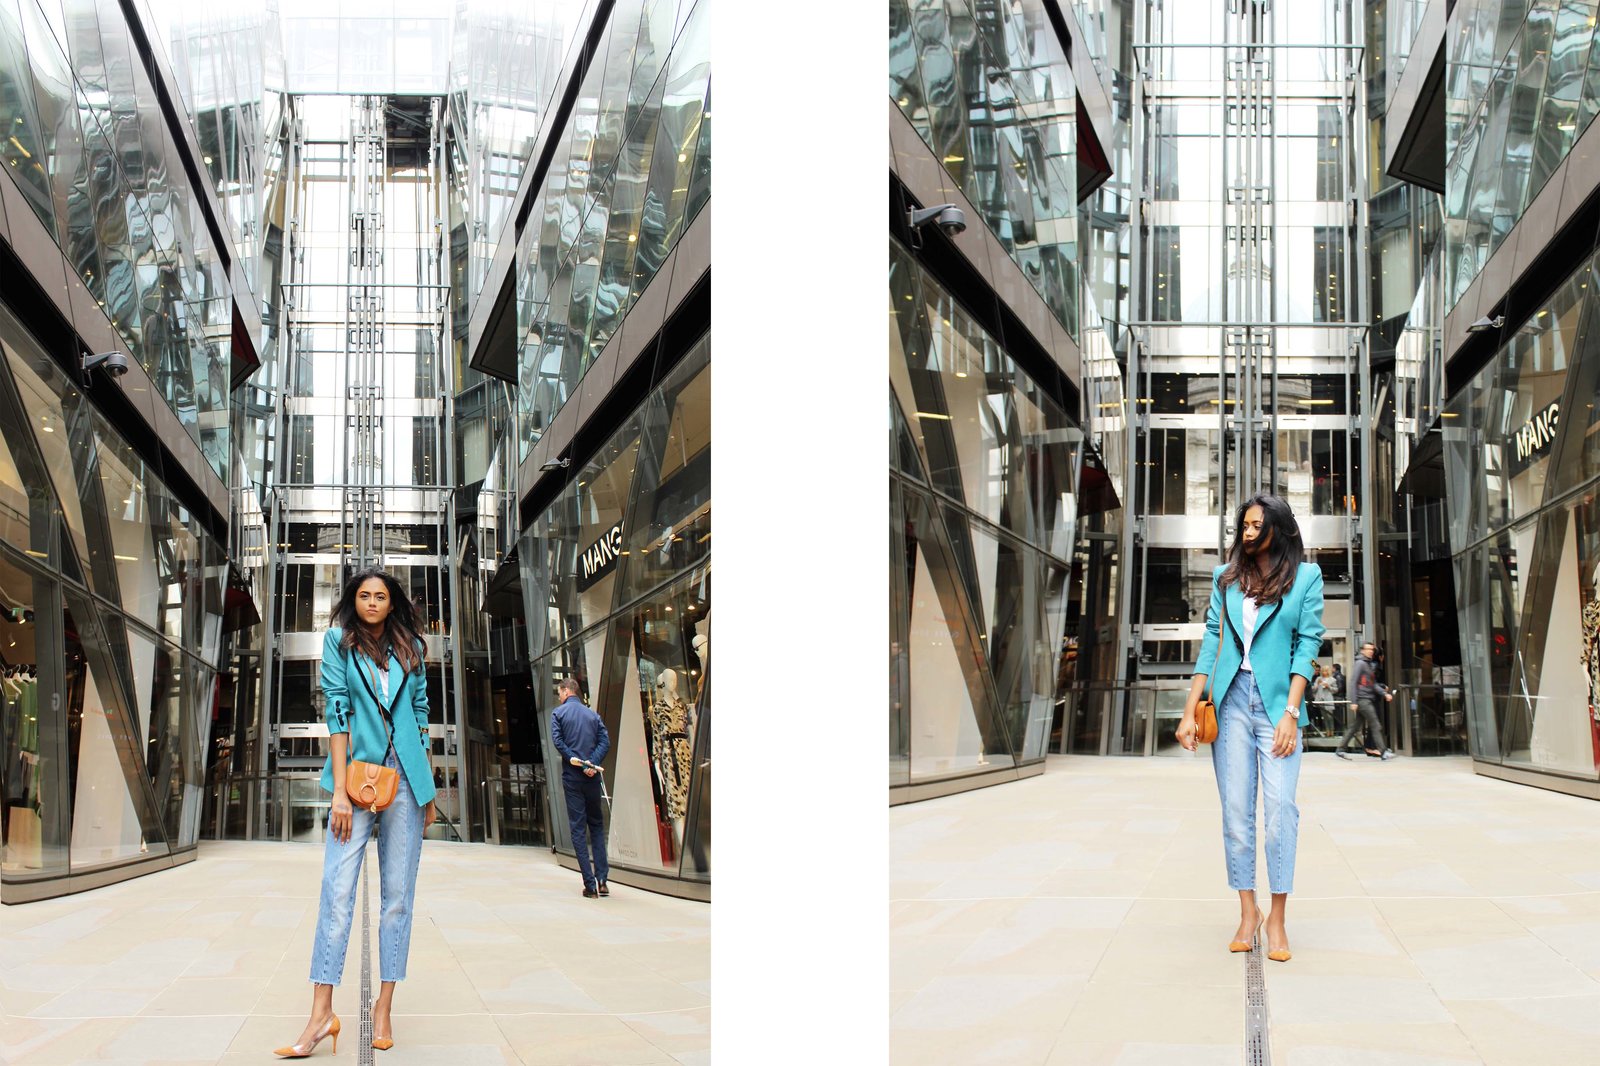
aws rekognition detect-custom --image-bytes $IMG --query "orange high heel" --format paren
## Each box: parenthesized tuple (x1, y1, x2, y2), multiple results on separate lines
(1265, 916, 1292, 961)
(372, 1038, 394, 1051)
(1229, 907, 1265, 953)
(274, 1013, 340, 1058)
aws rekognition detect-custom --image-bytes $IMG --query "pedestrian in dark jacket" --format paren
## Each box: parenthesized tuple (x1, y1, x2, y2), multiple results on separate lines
(1337, 642, 1394, 760)
(551, 678, 612, 897)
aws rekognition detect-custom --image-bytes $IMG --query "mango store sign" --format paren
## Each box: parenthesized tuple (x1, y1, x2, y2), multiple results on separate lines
(1514, 401, 1559, 464)
(577, 522, 623, 591)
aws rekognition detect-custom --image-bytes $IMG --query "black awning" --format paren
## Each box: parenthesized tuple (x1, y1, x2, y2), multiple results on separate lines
(482, 546, 524, 619)
(1397, 429, 1446, 499)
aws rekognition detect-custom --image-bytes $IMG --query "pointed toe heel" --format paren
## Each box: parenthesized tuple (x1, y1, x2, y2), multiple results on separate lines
(274, 1013, 340, 1058)
(372, 1037, 394, 1051)
(1228, 907, 1266, 953)
(1267, 948, 1292, 962)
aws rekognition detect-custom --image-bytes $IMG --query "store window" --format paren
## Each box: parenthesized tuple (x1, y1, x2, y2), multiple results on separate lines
(889, 240, 1083, 789)
(0, 306, 225, 900)
(520, 334, 710, 883)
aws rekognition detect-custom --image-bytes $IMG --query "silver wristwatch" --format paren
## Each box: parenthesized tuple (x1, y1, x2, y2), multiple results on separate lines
(1284, 705, 1300, 720)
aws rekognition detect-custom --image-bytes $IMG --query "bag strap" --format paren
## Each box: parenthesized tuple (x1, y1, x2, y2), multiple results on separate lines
(1206, 584, 1248, 705)
(347, 648, 396, 763)
(1203, 589, 1228, 704)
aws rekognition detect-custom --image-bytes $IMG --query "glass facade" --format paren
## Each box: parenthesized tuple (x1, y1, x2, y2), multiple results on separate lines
(1099, 3, 1366, 757)
(519, 335, 709, 883)
(888, 0, 1081, 339)
(277, 0, 453, 96)
(0, 303, 226, 897)
(1442, 250, 1600, 780)
(1443, 0, 1600, 308)
(446, 0, 587, 321)
(890, 241, 1084, 788)
(146, 0, 287, 304)
(0, 0, 241, 477)
(512, 0, 709, 461)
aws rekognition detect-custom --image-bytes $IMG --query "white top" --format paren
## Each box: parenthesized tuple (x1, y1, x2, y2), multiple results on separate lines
(1240, 594, 1260, 672)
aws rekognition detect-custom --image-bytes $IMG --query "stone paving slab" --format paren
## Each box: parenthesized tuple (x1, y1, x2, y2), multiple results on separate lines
(0, 841, 707, 1065)
(891, 754, 1600, 1065)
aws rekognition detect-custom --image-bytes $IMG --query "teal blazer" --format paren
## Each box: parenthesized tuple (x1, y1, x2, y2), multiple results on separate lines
(319, 627, 437, 806)
(1194, 562, 1325, 730)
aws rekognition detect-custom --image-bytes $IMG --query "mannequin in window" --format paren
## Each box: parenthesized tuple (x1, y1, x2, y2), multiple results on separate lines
(1584, 562, 1600, 765)
(691, 625, 709, 700)
(647, 668, 693, 840)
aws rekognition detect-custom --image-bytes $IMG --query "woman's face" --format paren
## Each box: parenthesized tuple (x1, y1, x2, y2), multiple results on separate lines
(1241, 505, 1272, 555)
(355, 577, 392, 628)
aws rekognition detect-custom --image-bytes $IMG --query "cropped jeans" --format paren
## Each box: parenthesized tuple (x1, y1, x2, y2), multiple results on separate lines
(309, 751, 425, 984)
(1210, 670, 1302, 895)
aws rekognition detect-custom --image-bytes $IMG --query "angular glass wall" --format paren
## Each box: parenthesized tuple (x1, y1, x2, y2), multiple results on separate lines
(446, 0, 587, 322)
(146, 0, 287, 303)
(1443, 248, 1600, 782)
(513, 0, 709, 461)
(0, 304, 226, 902)
(890, 241, 1083, 790)
(519, 336, 709, 885)
(1443, 0, 1600, 308)
(889, 0, 1080, 339)
(0, 0, 236, 476)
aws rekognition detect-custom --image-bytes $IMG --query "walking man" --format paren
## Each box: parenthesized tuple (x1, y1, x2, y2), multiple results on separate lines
(550, 678, 611, 897)
(1337, 642, 1394, 760)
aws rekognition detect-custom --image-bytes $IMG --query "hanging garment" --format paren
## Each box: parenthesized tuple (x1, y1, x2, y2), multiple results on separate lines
(647, 692, 693, 822)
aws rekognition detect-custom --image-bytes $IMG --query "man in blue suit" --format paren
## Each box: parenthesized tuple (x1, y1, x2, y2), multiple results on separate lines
(550, 678, 611, 897)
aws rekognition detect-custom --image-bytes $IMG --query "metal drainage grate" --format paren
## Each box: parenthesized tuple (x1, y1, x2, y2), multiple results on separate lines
(1243, 940, 1271, 1066)
(359, 847, 376, 1066)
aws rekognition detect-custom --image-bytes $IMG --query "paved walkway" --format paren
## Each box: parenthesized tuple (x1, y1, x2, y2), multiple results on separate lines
(891, 754, 1600, 1065)
(0, 841, 709, 1065)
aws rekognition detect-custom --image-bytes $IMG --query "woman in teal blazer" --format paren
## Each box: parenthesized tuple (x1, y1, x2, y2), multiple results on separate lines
(277, 569, 436, 1058)
(1177, 494, 1325, 964)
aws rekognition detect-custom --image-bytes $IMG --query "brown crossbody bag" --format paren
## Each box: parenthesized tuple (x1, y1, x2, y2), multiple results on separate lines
(1194, 592, 1247, 744)
(344, 651, 399, 813)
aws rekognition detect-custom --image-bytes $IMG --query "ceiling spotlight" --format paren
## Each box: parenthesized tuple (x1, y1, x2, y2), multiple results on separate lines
(539, 458, 571, 472)
(1466, 315, 1505, 333)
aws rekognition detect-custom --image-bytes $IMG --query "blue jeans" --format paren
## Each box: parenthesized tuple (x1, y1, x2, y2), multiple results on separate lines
(1211, 670, 1302, 895)
(310, 752, 425, 984)
(562, 769, 608, 889)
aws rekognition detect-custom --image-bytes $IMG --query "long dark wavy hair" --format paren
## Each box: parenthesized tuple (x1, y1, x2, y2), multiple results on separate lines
(331, 567, 425, 675)
(1219, 493, 1305, 604)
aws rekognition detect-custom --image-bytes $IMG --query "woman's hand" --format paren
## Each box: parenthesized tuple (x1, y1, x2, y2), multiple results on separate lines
(330, 794, 354, 843)
(1176, 713, 1198, 752)
(423, 801, 437, 831)
(1271, 714, 1299, 758)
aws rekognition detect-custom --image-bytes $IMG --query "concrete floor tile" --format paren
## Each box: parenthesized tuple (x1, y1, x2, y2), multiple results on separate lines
(1374, 897, 1525, 937)
(1264, 975, 1455, 1025)
(1061, 980, 1239, 1044)
(949, 926, 1118, 979)
(494, 1012, 674, 1065)
(894, 755, 1600, 1063)
(891, 1025, 1066, 1066)
(618, 1006, 710, 1057)
(0, 1017, 126, 1065)
(891, 973, 1085, 1034)
(1443, 993, 1600, 1066)
(1271, 1036, 1482, 1065)
(2, 841, 705, 1064)
(1403, 933, 1599, 1000)
(139, 978, 270, 1017)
